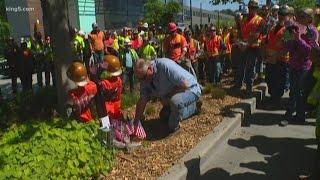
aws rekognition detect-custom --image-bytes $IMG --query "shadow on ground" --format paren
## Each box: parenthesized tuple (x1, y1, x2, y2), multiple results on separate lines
(142, 118, 170, 141)
(199, 135, 317, 180)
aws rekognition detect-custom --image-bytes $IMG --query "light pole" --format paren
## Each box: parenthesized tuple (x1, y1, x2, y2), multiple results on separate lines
(190, 0, 192, 27)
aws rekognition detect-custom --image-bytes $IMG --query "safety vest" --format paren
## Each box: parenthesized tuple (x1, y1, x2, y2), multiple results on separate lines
(241, 14, 263, 48)
(266, 25, 289, 63)
(223, 33, 232, 54)
(72, 35, 85, 54)
(206, 35, 220, 57)
(26, 40, 32, 49)
(187, 38, 198, 61)
(142, 44, 157, 60)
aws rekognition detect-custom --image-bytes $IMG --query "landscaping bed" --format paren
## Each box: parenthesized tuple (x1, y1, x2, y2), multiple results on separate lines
(106, 77, 240, 179)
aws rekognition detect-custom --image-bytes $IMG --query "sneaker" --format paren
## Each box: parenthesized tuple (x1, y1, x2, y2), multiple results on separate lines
(280, 120, 289, 127)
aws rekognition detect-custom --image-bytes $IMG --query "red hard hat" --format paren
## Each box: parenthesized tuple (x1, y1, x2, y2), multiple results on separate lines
(168, 22, 177, 32)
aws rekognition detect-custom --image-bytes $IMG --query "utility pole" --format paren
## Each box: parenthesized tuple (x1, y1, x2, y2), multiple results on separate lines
(200, 2, 202, 26)
(189, 0, 192, 27)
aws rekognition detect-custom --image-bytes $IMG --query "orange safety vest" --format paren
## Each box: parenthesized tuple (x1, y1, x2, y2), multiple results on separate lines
(266, 26, 289, 62)
(187, 38, 198, 61)
(206, 35, 221, 57)
(223, 33, 232, 54)
(241, 14, 263, 48)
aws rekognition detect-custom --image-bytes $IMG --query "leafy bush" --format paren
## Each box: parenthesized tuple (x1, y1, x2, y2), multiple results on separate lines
(0, 119, 115, 179)
(211, 87, 226, 99)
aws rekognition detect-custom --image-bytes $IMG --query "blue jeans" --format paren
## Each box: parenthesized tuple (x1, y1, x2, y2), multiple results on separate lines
(207, 57, 222, 85)
(93, 50, 104, 65)
(285, 68, 309, 121)
(160, 91, 199, 131)
(235, 48, 259, 88)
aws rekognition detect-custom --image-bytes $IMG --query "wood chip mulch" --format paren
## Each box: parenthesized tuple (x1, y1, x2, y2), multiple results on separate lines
(105, 77, 240, 180)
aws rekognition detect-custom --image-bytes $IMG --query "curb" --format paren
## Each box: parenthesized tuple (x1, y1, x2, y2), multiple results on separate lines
(159, 83, 268, 180)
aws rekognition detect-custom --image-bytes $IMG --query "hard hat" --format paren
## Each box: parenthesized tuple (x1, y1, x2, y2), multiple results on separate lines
(168, 22, 177, 32)
(248, 0, 259, 8)
(78, 30, 85, 36)
(143, 23, 149, 28)
(66, 62, 88, 86)
(103, 55, 122, 76)
(315, 8, 320, 15)
(272, 5, 280, 10)
(279, 6, 290, 16)
(20, 37, 25, 44)
(302, 8, 314, 18)
(158, 26, 162, 30)
(92, 22, 98, 28)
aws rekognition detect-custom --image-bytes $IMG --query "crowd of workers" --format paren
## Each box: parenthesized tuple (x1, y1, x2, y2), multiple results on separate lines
(1, 0, 320, 177)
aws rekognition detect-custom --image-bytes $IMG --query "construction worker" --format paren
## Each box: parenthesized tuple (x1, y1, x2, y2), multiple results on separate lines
(4, 37, 19, 94)
(71, 29, 85, 62)
(140, 37, 157, 60)
(185, 28, 200, 77)
(206, 26, 224, 85)
(131, 30, 143, 52)
(33, 32, 45, 88)
(43, 36, 55, 86)
(264, 7, 290, 106)
(221, 27, 232, 74)
(164, 22, 187, 63)
(18, 38, 34, 92)
(67, 62, 97, 122)
(156, 26, 165, 58)
(119, 39, 139, 93)
(89, 23, 105, 65)
(234, 0, 265, 96)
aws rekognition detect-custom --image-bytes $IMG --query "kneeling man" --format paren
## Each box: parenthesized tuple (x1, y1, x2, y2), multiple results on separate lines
(134, 58, 202, 134)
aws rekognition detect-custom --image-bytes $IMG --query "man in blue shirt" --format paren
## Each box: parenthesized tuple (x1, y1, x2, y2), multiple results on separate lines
(134, 58, 202, 134)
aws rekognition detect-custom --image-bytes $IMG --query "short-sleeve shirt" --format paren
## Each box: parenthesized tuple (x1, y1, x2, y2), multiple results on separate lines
(140, 58, 201, 99)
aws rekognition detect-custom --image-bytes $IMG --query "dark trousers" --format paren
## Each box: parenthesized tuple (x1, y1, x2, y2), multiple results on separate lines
(10, 68, 17, 93)
(36, 61, 44, 87)
(311, 140, 320, 180)
(265, 62, 287, 101)
(221, 53, 231, 73)
(206, 57, 222, 85)
(235, 48, 259, 88)
(285, 68, 309, 121)
(20, 73, 32, 92)
(123, 67, 134, 93)
(44, 61, 55, 86)
(198, 58, 206, 81)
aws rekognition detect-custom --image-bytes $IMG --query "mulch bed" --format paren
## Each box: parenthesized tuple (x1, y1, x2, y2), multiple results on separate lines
(105, 77, 240, 180)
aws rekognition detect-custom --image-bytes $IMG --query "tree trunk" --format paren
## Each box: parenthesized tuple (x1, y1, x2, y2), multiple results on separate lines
(42, 0, 74, 117)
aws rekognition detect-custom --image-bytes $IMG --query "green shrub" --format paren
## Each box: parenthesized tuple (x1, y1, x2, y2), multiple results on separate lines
(0, 119, 115, 179)
(211, 87, 226, 99)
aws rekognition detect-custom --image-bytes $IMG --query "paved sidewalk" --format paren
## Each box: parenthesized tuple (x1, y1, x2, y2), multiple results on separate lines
(198, 100, 317, 180)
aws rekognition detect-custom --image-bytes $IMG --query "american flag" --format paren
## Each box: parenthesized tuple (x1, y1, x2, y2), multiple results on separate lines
(126, 120, 135, 135)
(134, 120, 146, 139)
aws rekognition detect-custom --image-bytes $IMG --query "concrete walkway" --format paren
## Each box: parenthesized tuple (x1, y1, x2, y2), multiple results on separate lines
(198, 99, 317, 180)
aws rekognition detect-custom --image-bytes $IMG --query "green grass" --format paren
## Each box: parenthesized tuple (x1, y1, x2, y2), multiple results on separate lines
(0, 88, 116, 179)
(121, 92, 140, 109)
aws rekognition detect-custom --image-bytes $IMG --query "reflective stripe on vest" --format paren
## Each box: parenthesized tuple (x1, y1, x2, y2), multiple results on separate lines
(241, 14, 263, 42)
(207, 36, 220, 57)
(266, 26, 289, 62)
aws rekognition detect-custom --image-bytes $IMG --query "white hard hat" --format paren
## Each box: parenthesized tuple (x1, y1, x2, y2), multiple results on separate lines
(20, 37, 25, 44)
(272, 5, 280, 10)
(143, 23, 149, 28)
(78, 30, 85, 36)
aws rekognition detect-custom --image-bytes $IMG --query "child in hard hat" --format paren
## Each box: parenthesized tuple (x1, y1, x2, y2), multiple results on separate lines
(67, 62, 97, 122)
(99, 55, 146, 147)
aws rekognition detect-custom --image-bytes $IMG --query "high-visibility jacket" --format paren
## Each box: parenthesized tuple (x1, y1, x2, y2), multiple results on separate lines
(72, 35, 85, 54)
(241, 14, 264, 48)
(186, 38, 199, 62)
(206, 35, 221, 57)
(223, 33, 232, 54)
(141, 44, 157, 60)
(26, 40, 32, 50)
(265, 25, 289, 63)
(164, 34, 187, 62)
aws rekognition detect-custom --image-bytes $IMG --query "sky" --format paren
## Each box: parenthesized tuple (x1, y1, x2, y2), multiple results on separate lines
(184, 0, 276, 11)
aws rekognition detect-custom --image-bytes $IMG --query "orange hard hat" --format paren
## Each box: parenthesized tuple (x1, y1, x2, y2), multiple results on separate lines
(168, 22, 177, 32)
